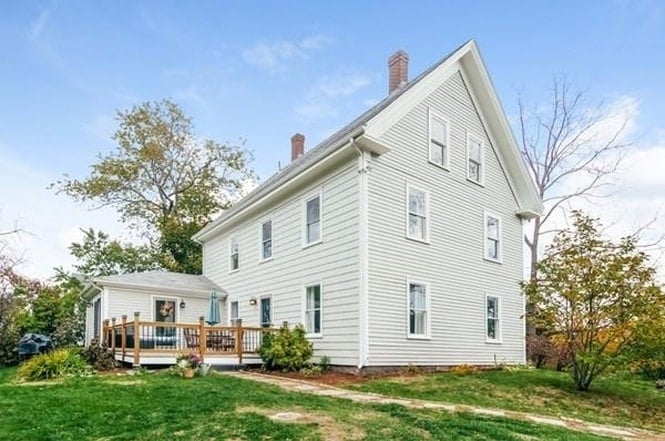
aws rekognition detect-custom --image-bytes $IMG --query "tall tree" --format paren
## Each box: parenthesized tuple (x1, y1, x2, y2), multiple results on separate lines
(523, 211, 664, 391)
(517, 78, 632, 281)
(54, 99, 254, 273)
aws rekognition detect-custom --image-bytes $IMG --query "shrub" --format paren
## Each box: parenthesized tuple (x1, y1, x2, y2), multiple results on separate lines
(318, 355, 331, 372)
(17, 348, 92, 382)
(79, 339, 118, 371)
(259, 324, 313, 372)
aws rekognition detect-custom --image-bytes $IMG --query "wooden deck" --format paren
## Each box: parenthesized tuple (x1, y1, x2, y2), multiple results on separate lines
(102, 313, 277, 367)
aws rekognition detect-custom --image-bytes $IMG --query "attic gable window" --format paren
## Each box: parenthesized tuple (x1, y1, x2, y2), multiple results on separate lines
(260, 220, 272, 261)
(429, 110, 450, 169)
(230, 235, 239, 271)
(304, 192, 322, 246)
(467, 135, 484, 184)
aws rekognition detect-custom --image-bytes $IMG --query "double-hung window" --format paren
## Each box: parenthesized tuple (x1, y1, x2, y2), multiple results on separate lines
(304, 284, 322, 336)
(429, 110, 449, 168)
(486, 295, 501, 342)
(230, 236, 239, 271)
(408, 281, 429, 338)
(467, 135, 484, 184)
(260, 220, 272, 260)
(304, 193, 321, 246)
(407, 185, 429, 242)
(484, 212, 501, 262)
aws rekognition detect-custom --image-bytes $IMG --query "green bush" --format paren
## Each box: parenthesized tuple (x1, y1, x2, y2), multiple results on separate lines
(259, 324, 313, 372)
(17, 348, 92, 382)
(79, 339, 118, 371)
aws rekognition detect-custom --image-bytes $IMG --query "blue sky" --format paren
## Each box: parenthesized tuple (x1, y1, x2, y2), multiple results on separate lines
(1, 1, 664, 278)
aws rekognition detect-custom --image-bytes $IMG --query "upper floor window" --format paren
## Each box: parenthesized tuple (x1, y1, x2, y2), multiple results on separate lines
(304, 284, 322, 336)
(486, 295, 501, 342)
(467, 135, 484, 184)
(408, 280, 429, 338)
(407, 185, 429, 242)
(260, 220, 272, 260)
(304, 193, 321, 246)
(230, 235, 239, 271)
(429, 110, 450, 169)
(484, 212, 501, 262)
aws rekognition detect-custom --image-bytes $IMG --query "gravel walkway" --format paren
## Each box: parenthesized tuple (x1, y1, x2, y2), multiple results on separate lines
(221, 370, 665, 441)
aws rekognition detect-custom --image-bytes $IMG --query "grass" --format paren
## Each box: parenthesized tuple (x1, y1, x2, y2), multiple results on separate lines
(0, 367, 614, 441)
(348, 368, 665, 432)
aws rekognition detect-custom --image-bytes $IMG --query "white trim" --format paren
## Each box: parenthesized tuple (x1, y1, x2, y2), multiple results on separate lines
(302, 188, 323, 248)
(258, 217, 273, 263)
(229, 232, 240, 273)
(302, 282, 323, 338)
(228, 299, 239, 326)
(483, 210, 503, 263)
(357, 149, 370, 368)
(405, 183, 430, 244)
(428, 108, 451, 170)
(149, 294, 180, 323)
(485, 293, 502, 343)
(466, 132, 485, 186)
(406, 278, 431, 339)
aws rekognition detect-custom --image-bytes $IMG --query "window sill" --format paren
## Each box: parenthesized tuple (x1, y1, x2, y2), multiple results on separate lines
(428, 160, 450, 171)
(485, 339, 502, 344)
(306, 333, 323, 339)
(258, 257, 273, 264)
(407, 335, 431, 340)
(302, 240, 323, 250)
(406, 236, 430, 245)
(228, 269, 240, 274)
(483, 256, 503, 265)
(466, 177, 485, 188)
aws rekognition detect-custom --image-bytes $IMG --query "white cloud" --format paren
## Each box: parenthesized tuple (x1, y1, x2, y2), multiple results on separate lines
(294, 72, 370, 123)
(242, 34, 333, 72)
(0, 144, 124, 281)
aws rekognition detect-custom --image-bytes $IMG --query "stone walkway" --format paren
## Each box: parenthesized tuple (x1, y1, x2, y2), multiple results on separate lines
(221, 370, 665, 441)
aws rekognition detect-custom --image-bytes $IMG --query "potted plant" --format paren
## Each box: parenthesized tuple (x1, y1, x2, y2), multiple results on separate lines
(175, 352, 202, 379)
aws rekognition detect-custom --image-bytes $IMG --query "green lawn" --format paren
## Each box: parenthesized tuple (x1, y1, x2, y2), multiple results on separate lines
(347, 368, 665, 432)
(0, 367, 614, 441)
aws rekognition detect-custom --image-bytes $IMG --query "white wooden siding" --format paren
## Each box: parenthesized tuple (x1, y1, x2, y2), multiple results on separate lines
(367, 70, 525, 366)
(203, 161, 360, 366)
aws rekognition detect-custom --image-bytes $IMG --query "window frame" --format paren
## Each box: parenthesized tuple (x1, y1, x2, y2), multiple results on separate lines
(229, 300, 239, 326)
(302, 189, 323, 248)
(229, 234, 240, 273)
(483, 211, 502, 263)
(428, 108, 451, 170)
(258, 218, 273, 262)
(302, 283, 323, 338)
(406, 279, 431, 339)
(259, 295, 272, 328)
(466, 133, 485, 186)
(405, 183, 430, 244)
(485, 294, 502, 343)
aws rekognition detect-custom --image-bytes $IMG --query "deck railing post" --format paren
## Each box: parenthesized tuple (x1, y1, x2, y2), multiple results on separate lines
(133, 312, 140, 367)
(236, 318, 243, 365)
(110, 318, 116, 354)
(121, 315, 127, 362)
(198, 316, 206, 363)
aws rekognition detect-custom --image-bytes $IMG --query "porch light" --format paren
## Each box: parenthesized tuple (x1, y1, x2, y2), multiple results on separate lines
(249, 297, 257, 306)
(179, 300, 186, 309)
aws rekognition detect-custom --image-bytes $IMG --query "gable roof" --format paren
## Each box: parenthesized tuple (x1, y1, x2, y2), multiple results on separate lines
(85, 271, 224, 298)
(194, 40, 542, 242)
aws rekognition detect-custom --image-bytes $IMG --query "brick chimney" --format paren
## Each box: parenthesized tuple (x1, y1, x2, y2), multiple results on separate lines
(388, 50, 409, 94)
(291, 133, 305, 161)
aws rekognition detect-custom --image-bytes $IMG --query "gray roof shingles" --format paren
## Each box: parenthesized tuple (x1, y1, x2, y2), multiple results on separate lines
(94, 271, 223, 294)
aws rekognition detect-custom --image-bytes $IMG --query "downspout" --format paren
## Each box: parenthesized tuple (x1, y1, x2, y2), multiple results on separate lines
(352, 139, 370, 370)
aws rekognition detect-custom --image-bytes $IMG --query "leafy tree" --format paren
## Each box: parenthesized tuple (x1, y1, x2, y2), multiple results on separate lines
(523, 210, 664, 391)
(67, 228, 159, 277)
(54, 99, 254, 273)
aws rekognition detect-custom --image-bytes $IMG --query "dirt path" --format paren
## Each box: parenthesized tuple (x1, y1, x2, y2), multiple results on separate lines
(221, 370, 665, 441)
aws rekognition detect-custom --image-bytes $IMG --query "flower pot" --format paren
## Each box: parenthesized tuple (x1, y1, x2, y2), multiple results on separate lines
(198, 364, 210, 377)
(182, 368, 195, 379)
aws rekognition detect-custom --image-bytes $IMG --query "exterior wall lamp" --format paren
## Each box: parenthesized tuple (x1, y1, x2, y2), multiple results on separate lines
(179, 300, 186, 309)
(249, 297, 257, 306)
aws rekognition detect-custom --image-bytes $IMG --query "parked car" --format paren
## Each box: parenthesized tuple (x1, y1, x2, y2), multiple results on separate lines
(17, 334, 53, 358)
